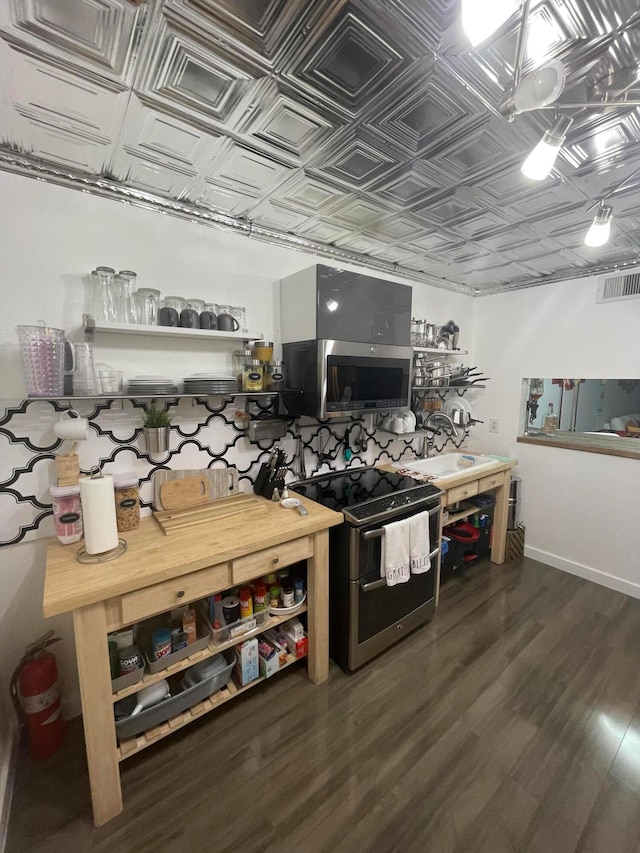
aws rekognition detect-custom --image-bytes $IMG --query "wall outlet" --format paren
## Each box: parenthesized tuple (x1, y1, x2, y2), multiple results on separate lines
(489, 418, 499, 433)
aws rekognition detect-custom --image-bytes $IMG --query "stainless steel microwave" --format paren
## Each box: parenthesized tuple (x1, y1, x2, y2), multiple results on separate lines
(282, 339, 412, 418)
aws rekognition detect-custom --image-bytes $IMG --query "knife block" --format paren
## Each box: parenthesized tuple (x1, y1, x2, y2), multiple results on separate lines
(253, 464, 285, 500)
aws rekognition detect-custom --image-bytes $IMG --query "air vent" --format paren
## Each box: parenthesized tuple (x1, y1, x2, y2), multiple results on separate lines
(596, 270, 640, 303)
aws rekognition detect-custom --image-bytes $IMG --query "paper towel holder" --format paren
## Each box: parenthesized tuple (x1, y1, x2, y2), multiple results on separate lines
(76, 538, 127, 564)
(76, 466, 128, 563)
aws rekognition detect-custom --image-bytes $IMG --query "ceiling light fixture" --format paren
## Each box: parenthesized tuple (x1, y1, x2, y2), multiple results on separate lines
(521, 114, 573, 180)
(582, 164, 640, 248)
(584, 204, 613, 248)
(461, 0, 519, 47)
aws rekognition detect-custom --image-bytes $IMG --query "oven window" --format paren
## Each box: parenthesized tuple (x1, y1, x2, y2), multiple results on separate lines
(326, 356, 409, 406)
(356, 569, 434, 644)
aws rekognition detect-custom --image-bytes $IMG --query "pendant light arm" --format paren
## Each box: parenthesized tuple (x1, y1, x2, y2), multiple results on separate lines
(512, 0, 532, 89)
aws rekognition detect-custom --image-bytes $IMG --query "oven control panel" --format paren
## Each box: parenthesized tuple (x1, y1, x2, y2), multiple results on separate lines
(345, 484, 442, 524)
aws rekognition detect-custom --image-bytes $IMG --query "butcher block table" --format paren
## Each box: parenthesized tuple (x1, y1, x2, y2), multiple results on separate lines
(43, 493, 342, 826)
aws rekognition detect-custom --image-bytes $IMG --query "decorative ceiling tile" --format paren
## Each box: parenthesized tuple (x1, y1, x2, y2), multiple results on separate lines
(0, 0, 143, 84)
(246, 199, 307, 233)
(205, 138, 292, 194)
(2, 0, 640, 293)
(238, 90, 335, 159)
(283, 2, 417, 118)
(196, 180, 258, 216)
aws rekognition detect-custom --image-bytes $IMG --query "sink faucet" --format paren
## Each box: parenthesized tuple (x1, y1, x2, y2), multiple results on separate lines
(418, 412, 459, 458)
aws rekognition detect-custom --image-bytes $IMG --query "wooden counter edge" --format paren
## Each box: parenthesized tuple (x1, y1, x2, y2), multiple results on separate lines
(43, 496, 343, 619)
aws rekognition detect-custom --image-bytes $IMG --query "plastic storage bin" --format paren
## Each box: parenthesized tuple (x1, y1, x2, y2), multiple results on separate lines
(114, 649, 234, 741)
(139, 607, 211, 674)
(210, 608, 270, 646)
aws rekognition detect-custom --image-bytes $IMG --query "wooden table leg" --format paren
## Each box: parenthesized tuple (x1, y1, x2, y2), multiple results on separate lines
(73, 602, 123, 826)
(306, 530, 329, 684)
(490, 471, 510, 565)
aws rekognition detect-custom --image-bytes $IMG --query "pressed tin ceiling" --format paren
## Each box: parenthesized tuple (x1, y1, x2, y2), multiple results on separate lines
(1, 1, 640, 295)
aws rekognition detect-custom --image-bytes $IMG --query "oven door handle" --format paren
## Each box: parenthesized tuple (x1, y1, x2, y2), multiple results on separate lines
(361, 504, 440, 540)
(362, 547, 440, 593)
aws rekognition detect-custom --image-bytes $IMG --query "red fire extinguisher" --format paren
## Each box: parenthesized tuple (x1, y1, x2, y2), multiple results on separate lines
(10, 630, 64, 759)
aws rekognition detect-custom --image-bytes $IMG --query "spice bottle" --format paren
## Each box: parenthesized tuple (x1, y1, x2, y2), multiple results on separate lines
(113, 472, 140, 532)
(242, 359, 264, 392)
(542, 403, 558, 436)
(254, 581, 268, 612)
(294, 578, 305, 604)
(239, 586, 253, 619)
(281, 580, 294, 608)
(269, 584, 281, 609)
(50, 484, 83, 544)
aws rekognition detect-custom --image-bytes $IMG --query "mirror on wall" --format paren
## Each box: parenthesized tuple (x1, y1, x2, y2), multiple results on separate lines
(521, 378, 640, 437)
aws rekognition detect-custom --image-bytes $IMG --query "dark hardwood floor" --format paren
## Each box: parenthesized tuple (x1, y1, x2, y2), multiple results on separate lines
(8, 556, 640, 853)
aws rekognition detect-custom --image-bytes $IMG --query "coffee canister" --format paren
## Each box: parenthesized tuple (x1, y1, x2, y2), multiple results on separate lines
(222, 595, 241, 624)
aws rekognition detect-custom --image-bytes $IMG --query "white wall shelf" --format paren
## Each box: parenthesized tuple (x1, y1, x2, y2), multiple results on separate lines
(82, 317, 261, 343)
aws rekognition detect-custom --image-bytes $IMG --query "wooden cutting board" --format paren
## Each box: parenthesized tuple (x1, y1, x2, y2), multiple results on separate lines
(153, 493, 266, 535)
(159, 476, 210, 510)
(153, 468, 239, 510)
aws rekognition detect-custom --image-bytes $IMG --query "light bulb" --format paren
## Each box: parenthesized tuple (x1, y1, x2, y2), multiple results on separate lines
(461, 0, 518, 47)
(521, 115, 572, 181)
(584, 206, 612, 247)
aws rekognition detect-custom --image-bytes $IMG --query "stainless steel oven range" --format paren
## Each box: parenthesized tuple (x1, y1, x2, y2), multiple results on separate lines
(293, 467, 442, 672)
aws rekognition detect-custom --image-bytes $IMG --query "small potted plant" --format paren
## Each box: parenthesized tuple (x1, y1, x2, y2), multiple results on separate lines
(141, 404, 174, 454)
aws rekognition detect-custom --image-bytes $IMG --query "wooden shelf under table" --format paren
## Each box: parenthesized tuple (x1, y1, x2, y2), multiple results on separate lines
(111, 605, 308, 702)
(117, 652, 305, 760)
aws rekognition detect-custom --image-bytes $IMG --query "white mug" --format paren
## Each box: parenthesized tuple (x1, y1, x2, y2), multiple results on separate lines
(54, 411, 89, 441)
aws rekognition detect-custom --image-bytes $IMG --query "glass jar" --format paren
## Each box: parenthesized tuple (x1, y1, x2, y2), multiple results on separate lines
(135, 288, 161, 325)
(113, 472, 140, 532)
(242, 359, 264, 392)
(252, 340, 273, 362)
(50, 484, 83, 544)
(265, 360, 285, 391)
(233, 348, 253, 386)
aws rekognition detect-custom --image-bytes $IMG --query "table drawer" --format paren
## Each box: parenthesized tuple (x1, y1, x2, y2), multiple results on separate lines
(478, 471, 505, 492)
(447, 481, 479, 505)
(232, 536, 311, 585)
(119, 563, 230, 625)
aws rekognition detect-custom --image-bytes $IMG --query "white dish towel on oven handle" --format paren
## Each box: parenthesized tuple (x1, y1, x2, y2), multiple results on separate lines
(380, 517, 411, 586)
(409, 511, 431, 574)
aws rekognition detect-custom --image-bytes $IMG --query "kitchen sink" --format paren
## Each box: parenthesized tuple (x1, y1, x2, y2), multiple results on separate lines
(392, 452, 497, 479)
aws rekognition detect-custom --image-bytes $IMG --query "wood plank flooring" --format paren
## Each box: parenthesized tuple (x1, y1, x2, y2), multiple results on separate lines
(8, 556, 640, 853)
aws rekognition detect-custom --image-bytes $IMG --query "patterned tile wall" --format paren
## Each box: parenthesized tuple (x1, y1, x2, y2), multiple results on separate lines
(0, 395, 469, 547)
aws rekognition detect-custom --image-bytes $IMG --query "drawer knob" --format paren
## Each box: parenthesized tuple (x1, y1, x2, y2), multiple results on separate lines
(272, 557, 279, 565)
(176, 590, 185, 599)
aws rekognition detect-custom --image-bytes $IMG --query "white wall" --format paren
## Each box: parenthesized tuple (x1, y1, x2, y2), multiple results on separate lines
(471, 278, 640, 597)
(0, 170, 474, 724)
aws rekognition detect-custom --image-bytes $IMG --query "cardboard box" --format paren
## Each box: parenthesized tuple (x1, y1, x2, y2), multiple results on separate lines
(282, 630, 308, 659)
(258, 639, 280, 679)
(234, 637, 259, 686)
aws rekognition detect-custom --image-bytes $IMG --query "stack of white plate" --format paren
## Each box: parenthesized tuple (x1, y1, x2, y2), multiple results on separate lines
(127, 375, 179, 395)
(182, 374, 239, 394)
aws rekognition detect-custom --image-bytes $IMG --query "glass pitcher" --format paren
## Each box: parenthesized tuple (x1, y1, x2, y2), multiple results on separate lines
(16, 324, 76, 397)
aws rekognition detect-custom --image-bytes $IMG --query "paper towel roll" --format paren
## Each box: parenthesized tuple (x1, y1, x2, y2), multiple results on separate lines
(80, 474, 119, 554)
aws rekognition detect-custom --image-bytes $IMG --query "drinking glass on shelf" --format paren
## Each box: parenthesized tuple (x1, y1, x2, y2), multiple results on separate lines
(135, 288, 161, 325)
(117, 270, 137, 323)
(158, 296, 184, 327)
(92, 266, 117, 322)
(185, 299, 205, 313)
